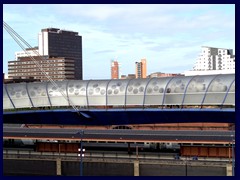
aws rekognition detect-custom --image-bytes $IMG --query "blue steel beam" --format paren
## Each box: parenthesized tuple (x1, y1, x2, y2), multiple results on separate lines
(3, 108, 235, 125)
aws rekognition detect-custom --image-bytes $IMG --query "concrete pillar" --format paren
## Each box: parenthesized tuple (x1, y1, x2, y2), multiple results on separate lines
(56, 158, 62, 176)
(134, 160, 139, 176)
(226, 164, 232, 176)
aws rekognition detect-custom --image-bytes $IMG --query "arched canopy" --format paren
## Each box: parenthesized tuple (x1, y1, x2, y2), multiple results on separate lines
(3, 74, 235, 110)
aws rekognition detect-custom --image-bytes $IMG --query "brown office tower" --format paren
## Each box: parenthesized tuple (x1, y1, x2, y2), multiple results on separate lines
(8, 28, 82, 81)
(39, 28, 82, 80)
(111, 60, 119, 79)
(135, 58, 147, 78)
(8, 56, 76, 81)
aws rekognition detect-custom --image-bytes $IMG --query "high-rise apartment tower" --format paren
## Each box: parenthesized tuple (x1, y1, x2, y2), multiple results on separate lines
(111, 60, 119, 79)
(135, 58, 147, 78)
(193, 46, 235, 71)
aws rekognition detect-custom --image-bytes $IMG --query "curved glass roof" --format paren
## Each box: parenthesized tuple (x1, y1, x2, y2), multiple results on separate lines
(3, 74, 235, 110)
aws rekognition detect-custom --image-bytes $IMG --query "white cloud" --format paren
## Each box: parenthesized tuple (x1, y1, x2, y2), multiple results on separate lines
(3, 4, 235, 79)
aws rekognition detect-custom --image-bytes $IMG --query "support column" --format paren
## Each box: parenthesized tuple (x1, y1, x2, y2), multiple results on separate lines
(226, 164, 232, 176)
(128, 142, 131, 154)
(56, 158, 62, 176)
(134, 160, 139, 176)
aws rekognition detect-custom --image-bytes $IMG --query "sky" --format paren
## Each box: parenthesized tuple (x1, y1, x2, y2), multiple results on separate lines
(3, 4, 235, 80)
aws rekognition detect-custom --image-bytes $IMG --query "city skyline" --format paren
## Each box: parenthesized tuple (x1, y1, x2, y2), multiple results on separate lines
(3, 4, 235, 80)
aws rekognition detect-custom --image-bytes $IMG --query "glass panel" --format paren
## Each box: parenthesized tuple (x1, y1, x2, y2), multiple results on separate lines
(28, 81, 50, 107)
(126, 79, 148, 105)
(67, 80, 88, 107)
(107, 79, 129, 106)
(144, 77, 172, 106)
(223, 80, 235, 106)
(87, 80, 108, 106)
(3, 85, 14, 109)
(183, 75, 216, 105)
(164, 76, 192, 105)
(203, 74, 234, 105)
(6, 83, 32, 108)
(47, 81, 68, 107)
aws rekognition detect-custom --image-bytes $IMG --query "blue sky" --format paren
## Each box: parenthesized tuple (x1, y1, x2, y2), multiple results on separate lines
(3, 4, 235, 80)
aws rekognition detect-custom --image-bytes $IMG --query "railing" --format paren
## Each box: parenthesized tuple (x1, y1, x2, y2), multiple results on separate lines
(3, 149, 230, 165)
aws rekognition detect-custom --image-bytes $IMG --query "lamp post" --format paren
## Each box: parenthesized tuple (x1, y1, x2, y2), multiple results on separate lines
(185, 156, 188, 176)
(231, 134, 235, 176)
(77, 130, 84, 176)
(136, 145, 138, 161)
